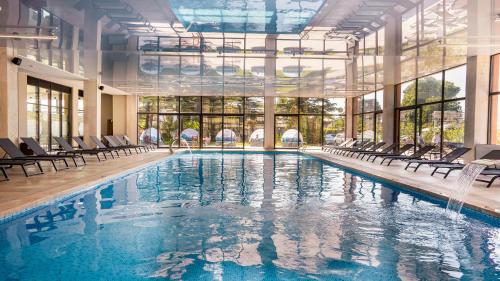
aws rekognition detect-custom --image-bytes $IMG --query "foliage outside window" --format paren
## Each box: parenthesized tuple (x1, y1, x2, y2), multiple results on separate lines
(396, 65, 466, 157)
(352, 91, 384, 142)
(274, 97, 346, 148)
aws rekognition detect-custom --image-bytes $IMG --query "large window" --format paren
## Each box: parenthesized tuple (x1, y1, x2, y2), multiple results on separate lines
(274, 97, 346, 148)
(352, 91, 384, 143)
(137, 96, 264, 148)
(396, 65, 466, 157)
(136, 35, 348, 98)
(26, 77, 72, 150)
(400, 0, 468, 81)
(18, 4, 76, 72)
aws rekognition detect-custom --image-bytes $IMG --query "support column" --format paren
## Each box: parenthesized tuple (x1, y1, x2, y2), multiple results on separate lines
(382, 14, 402, 144)
(345, 98, 353, 138)
(126, 95, 137, 144)
(83, 10, 102, 145)
(264, 35, 277, 150)
(463, 0, 493, 160)
(17, 72, 28, 138)
(0, 46, 20, 142)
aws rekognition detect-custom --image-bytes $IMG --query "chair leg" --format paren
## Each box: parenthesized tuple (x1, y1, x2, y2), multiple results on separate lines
(386, 159, 394, 166)
(51, 160, 59, 171)
(96, 154, 101, 162)
(413, 163, 422, 172)
(404, 162, 411, 170)
(0, 167, 8, 181)
(380, 158, 386, 165)
(431, 167, 439, 176)
(486, 176, 500, 188)
(444, 169, 453, 179)
(21, 164, 29, 177)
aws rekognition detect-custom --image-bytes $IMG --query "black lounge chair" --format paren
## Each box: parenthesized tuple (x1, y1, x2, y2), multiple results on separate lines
(73, 136, 117, 158)
(323, 139, 352, 152)
(0, 138, 69, 171)
(54, 137, 108, 162)
(103, 136, 135, 155)
(351, 142, 386, 158)
(335, 140, 366, 155)
(355, 143, 395, 160)
(367, 144, 414, 163)
(0, 159, 43, 177)
(404, 147, 471, 172)
(431, 150, 500, 179)
(118, 135, 151, 151)
(91, 136, 130, 156)
(380, 145, 435, 166)
(21, 137, 86, 167)
(112, 136, 147, 153)
(341, 141, 375, 156)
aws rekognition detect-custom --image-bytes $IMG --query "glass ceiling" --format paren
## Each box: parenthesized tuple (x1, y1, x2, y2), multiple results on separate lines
(169, 0, 325, 34)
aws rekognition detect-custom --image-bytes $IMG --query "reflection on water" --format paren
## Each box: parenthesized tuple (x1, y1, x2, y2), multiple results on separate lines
(0, 152, 499, 281)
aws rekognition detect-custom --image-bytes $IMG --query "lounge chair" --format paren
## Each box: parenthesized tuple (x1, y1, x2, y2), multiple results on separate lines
(91, 136, 131, 156)
(355, 143, 396, 160)
(323, 139, 352, 152)
(404, 147, 471, 172)
(350, 142, 386, 158)
(327, 139, 356, 153)
(431, 150, 500, 179)
(340, 141, 374, 156)
(118, 135, 152, 151)
(345, 142, 381, 157)
(0, 159, 44, 177)
(73, 136, 117, 158)
(112, 136, 147, 153)
(103, 136, 135, 155)
(366, 144, 414, 163)
(0, 138, 69, 171)
(21, 137, 86, 167)
(335, 140, 366, 155)
(380, 145, 435, 166)
(54, 137, 108, 162)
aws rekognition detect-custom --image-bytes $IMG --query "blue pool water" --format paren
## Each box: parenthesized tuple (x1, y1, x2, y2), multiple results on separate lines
(1, 152, 499, 280)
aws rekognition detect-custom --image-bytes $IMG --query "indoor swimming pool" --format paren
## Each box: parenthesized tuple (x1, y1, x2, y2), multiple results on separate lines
(0, 151, 499, 280)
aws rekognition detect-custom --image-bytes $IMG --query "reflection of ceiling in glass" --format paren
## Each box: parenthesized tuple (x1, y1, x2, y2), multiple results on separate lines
(169, 0, 325, 34)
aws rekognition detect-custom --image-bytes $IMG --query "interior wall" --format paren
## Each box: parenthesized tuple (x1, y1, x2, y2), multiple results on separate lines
(101, 94, 113, 136)
(112, 95, 127, 135)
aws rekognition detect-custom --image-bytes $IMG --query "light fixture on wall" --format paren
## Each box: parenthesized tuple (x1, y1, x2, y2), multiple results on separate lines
(99, 86, 105, 91)
(11, 57, 22, 65)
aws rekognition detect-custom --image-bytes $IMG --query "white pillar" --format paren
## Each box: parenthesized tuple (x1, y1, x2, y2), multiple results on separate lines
(382, 15, 402, 144)
(264, 35, 277, 150)
(83, 10, 102, 145)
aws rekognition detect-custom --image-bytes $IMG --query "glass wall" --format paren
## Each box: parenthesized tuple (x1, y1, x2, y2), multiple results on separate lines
(352, 91, 384, 142)
(137, 36, 348, 96)
(26, 77, 72, 150)
(396, 65, 466, 157)
(274, 97, 346, 148)
(400, 0, 468, 81)
(137, 96, 264, 148)
(18, 3, 78, 72)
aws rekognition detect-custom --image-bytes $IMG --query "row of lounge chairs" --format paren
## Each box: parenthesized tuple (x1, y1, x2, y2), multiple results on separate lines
(0, 135, 152, 181)
(322, 139, 500, 187)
